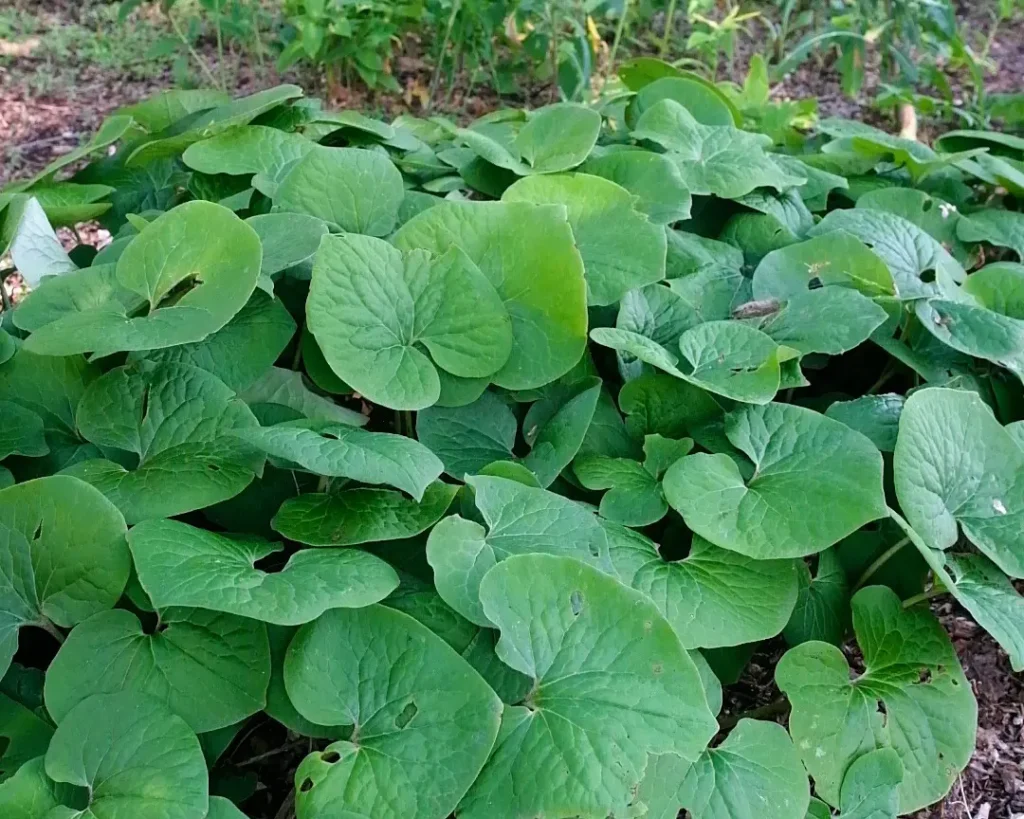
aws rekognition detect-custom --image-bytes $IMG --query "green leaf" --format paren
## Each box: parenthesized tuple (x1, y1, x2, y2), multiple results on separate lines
(629, 76, 739, 128)
(0, 402, 48, 460)
(574, 434, 692, 526)
(664, 403, 886, 558)
(1, 197, 76, 287)
(503, 173, 667, 306)
(307, 234, 512, 410)
(807, 209, 964, 300)
(265, 625, 345, 738)
(776, 586, 976, 813)
(182, 125, 315, 187)
(678, 719, 810, 819)
(753, 232, 896, 299)
(247, 213, 328, 278)
(633, 100, 805, 198)
(783, 548, 849, 647)
(233, 421, 441, 500)
(134, 292, 296, 391)
(125, 84, 304, 166)
(21, 115, 135, 187)
(273, 481, 457, 547)
(44, 607, 270, 732)
(23, 201, 263, 358)
(273, 146, 404, 235)
(44, 692, 209, 819)
(285, 605, 502, 819)
(832, 749, 903, 819)
(26, 183, 113, 227)
(0, 475, 129, 679)
(416, 391, 517, 478)
(393, 201, 588, 391)
(591, 322, 788, 405)
(521, 378, 601, 487)
(70, 363, 261, 522)
(826, 395, 905, 452)
(746, 287, 888, 356)
(583, 150, 692, 224)
(116, 88, 229, 132)
(894, 387, 1024, 577)
(457, 554, 718, 819)
(453, 103, 600, 175)
(957, 208, 1024, 259)
(239, 367, 366, 426)
(857, 188, 969, 261)
(0, 757, 80, 818)
(426, 475, 608, 626)
(128, 518, 399, 625)
(606, 525, 800, 648)
(0, 693, 53, 783)
(619, 373, 722, 440)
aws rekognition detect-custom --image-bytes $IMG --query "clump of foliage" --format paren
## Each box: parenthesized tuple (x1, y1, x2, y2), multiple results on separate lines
(2, 65, 1024, 819)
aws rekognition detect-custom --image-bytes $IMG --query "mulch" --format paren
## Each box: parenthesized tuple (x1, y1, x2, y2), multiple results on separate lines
(2, 3, 1023, 817)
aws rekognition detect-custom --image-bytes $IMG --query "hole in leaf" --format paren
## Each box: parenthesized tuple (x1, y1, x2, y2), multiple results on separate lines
(140, 385, 151, 427)
(587, 542, 600, 558)
(920, 268, 936, 284)
(923, 200, 935, 212)
(299, 778, 314, 793)
(570, 590, 584, 616)
(394, 701, 418, 729)
(321, 751, 341, 764)
(918, 668, 932, 684)
(876, 700, 888, 727)
(652, 662, 663, 675)
(807, 276, 822, 290)
(206, 463, 221, 473)
(937, 664, 946, 674)
(32, 521, 43, 542)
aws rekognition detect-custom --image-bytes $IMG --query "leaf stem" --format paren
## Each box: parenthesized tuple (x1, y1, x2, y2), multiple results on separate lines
(429, 0, 462, 110)
(37, 618, 65, 645)
(169, 10, 220, 89)
(854, 537, 909, 590)
(607, 0, 631, 77)
(902, 587, 945, 609)
(661, 0, 679, 57)
(717, 696, 790, 731)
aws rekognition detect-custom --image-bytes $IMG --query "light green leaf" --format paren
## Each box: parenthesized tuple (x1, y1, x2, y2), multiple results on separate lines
(629, 75, 739, 127)
(285, 605, 502, 819)
(679, 719, 810, 819)
(583, 150, 692, 224)
(807, 209, 964, 300)
(776, 586, 976, 813)
(0, 757, 80, 818)
(748, 287, 888, 355)
(753, 232, 896, 299)
(273, 146, 404, 235)
(125, 84, 303, 166)
(894, 387, 1024, 577)
(784, 548, 849, 646)
(633, 100, 805, 198)
(619, 372, 722, 440)
(239, 367, 366, 426)
(134, 292, 295, 391)
(13, 264, 145, 336)
(957, 208, 1024, 259)
(393, 201, 588, 391)
(826, 394, 904, 452)
(128, 518, 399, 625)
(426, 475, 608, 625)
(44, 607, 270, 732)
(44, 692, 209, 819)
(606, 526, 800, 648)
(503, 173, 667, 306)
(70, 363, 261, 522)
(664, 403, 886, 558)
(234, 421, 441, 500)
(307, 234, 512, 410)
(416, 391, 517, 478)
(265, 625, 345, 738)
(247, 213, 327, 281)
(458, 553, 718, 819)
(182, 125, 314, 185)
(453, 103, 600, 175)
(25, 183, 113, 227)
(1, 197, 76, 287)
(116, 88, 229, 131)
(23, 201, 263, 358)
(832, 749, 903, 819)
(0, 475, 129, 679)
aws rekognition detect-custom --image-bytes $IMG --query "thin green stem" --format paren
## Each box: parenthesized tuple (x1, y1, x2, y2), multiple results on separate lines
(169, 10, 219, 88)
(429, 0, 462, 110)
(214, 0, 226, 91)
(661, 0, 680, 57)
(854, 537, 909, 590)
(607, 0, 632, 78)
(902, 587, 945, 609)
(549, 1, 561, 102)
